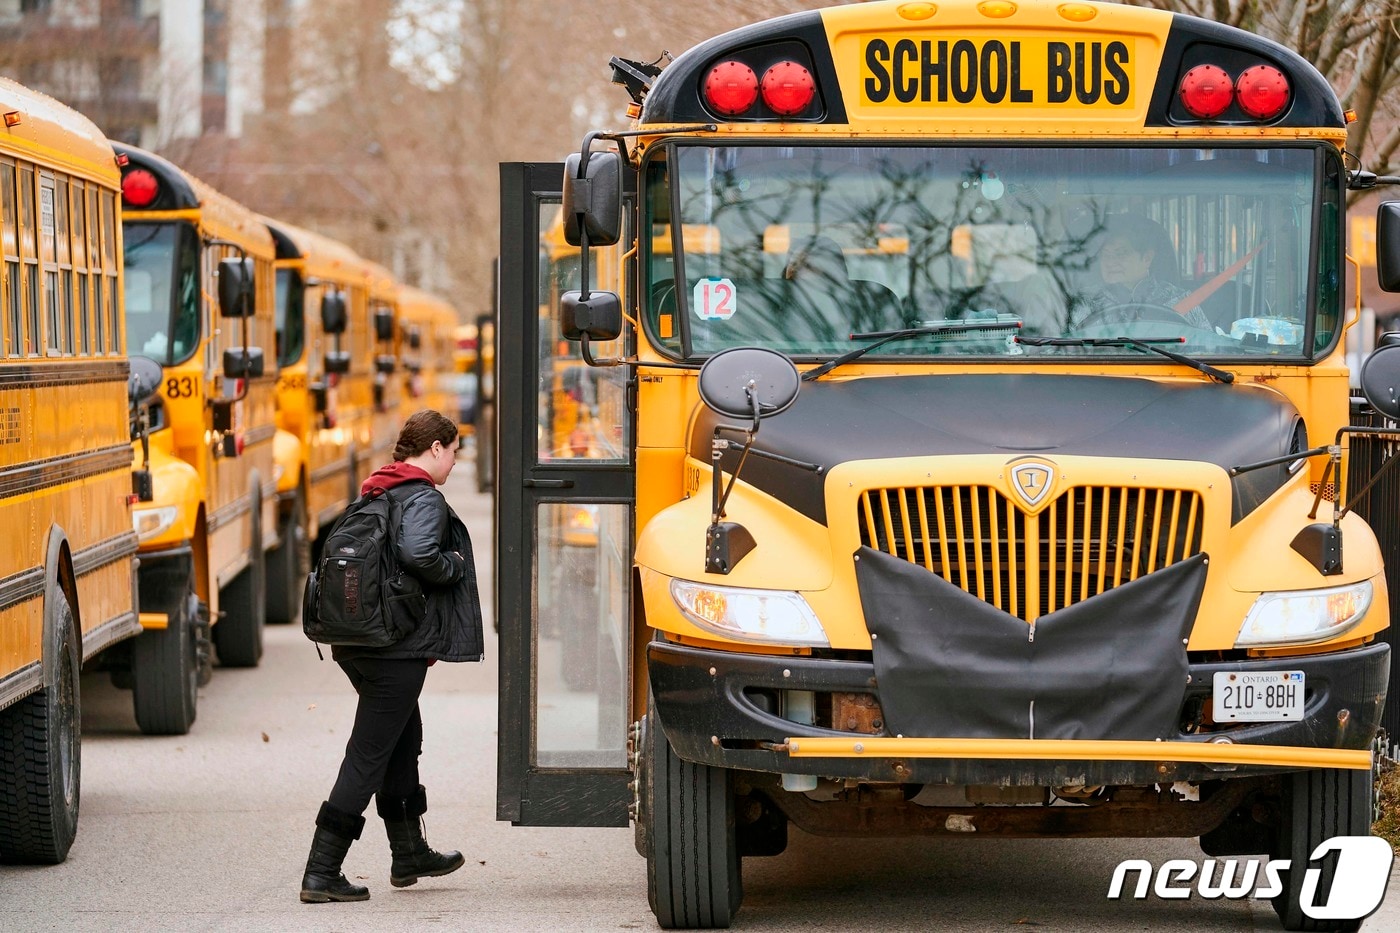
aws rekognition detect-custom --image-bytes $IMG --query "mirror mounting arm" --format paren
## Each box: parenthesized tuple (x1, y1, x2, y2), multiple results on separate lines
(1347, 170, 1400, 191)
(704, 389, 762, 575)
(710, 386, 761, 524)
(579, 333, 625, 368)
(1332, 425, 1400, 520)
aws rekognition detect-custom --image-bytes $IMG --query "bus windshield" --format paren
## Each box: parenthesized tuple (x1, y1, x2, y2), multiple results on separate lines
(649, 144, 1339, 362)
(275, 268, 305, 368)
(123, 221, 200, 366)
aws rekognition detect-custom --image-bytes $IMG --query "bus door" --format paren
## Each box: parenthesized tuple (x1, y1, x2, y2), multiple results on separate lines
(497, 162, 635, 827)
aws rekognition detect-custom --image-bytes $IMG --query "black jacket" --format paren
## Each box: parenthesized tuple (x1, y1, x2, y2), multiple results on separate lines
(332, 480, 484, 663)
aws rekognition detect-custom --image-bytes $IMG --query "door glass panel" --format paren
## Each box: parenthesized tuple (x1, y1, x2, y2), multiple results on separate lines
(533, 501, 629, 768)
(536, 202, 629, 464)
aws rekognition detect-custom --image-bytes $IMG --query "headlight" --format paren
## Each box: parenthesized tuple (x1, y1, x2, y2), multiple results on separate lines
(1235, 580, 1374, 647)
(132, 506, 179, 543)
(670, 578, 828, 647)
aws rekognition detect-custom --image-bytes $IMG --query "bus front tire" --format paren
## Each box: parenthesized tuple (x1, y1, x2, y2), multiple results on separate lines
(265, 493, 308, 625)
(643, 700, 742, 929)
(132, 588, 198, 736)
(1270, 768, 1372, 932)
(0, 589, 80, 864)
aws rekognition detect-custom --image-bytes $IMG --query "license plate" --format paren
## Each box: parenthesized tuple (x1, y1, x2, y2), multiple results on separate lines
(1212, 671, 1305, 722)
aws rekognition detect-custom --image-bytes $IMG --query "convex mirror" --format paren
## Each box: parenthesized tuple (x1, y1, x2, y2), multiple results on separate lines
(128, 355, 163, 403)
(698, 347, 800, 421)
(1361, 342, 1400, 419)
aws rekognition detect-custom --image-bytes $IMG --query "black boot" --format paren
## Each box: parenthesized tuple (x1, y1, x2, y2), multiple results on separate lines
(378, 785, 465, 888)
(300, 801, 370, 903)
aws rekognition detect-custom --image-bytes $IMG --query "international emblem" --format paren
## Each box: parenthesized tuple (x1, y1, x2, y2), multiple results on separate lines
(1010, 461, 1054, 509)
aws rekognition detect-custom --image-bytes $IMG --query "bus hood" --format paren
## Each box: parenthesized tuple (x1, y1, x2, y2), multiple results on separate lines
(690, 373, 1301, 525)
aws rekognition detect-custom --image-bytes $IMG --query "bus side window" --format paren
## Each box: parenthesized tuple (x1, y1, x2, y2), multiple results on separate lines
(1, 161, 17, 357)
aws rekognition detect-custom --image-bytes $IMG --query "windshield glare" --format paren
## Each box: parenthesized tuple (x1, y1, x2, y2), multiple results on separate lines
(649, 145, 1336, 362)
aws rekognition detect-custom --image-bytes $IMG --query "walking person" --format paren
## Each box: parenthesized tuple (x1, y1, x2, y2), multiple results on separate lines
(300, 409, 484, 903)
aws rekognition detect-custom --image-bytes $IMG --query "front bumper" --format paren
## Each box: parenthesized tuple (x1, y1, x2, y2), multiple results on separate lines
(647, 639, 1389, 785)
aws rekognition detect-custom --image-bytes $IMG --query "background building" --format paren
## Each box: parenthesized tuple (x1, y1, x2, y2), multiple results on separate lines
(0, 0, 274, 148)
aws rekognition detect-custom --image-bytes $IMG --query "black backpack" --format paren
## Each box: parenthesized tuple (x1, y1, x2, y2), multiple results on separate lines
(303, 488, 427, 647)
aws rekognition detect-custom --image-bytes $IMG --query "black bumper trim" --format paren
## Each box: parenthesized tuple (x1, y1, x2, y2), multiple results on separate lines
(647, 640, 1389, 785)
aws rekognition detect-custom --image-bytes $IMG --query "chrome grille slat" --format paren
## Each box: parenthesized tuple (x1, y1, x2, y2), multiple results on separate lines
(857, 484, 1205, 624)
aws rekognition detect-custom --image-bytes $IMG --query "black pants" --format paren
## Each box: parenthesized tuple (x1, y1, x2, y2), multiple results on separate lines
(327, 656, 429, 817)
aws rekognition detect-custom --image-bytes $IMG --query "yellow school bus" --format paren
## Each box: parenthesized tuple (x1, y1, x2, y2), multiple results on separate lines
(359, 262, 402, 485)
(396, 285, 459, 422)
(262, 218, 378, 621)
(114, 143, 279, 733)
(0, 78, 142, 864)
(497, 2, 1400, 928)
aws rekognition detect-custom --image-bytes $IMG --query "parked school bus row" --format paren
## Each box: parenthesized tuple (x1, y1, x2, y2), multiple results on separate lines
(0, 76, 464, 865)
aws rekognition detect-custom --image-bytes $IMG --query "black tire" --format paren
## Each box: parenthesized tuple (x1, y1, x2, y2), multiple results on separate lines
(215, 502, 266, 668)
(265, 493, 309, 625)
(644, 699, 741, 929)
(132, 585, 198, 736)
(0, 589, 80, 864)
(1270, 768, 1373, 932)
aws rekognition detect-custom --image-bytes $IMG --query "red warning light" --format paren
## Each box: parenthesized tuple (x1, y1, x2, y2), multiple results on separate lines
(1179, 64, 1233, 119)
(1235, 65, 1290, 120)
(703, 61, 759, 117)
(121, 169, 160, 208)
(761, 61, 816, 116)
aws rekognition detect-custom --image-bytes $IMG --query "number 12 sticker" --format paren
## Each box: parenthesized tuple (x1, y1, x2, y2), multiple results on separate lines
(694, 277, 737, 320)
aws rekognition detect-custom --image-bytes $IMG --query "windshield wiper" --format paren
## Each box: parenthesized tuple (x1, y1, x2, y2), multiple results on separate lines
(1015, 335, 1235, 384)
(803, 321, 1023, 382)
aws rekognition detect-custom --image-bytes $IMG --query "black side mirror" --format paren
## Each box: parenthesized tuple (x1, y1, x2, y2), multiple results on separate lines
(321, 291, 348, 334)
(324, 350, 351, 374)
(407, 327, 422, 350)
(562, 149, 622, 247)
(223, 347, 265, 379)
(212, 401, 233, 433)
(1378, 201, 1400, 293)
(375, 354, 397, 374)
(309, 381, 329, 413)
(217, 257, 255, 318)
(1360, 343, 1400, 419)
(374, 308, 395, 341)
(561, 290, 623, 341)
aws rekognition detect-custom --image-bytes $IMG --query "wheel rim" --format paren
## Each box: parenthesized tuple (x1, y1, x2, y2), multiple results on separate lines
(57, 637, 78, 812)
